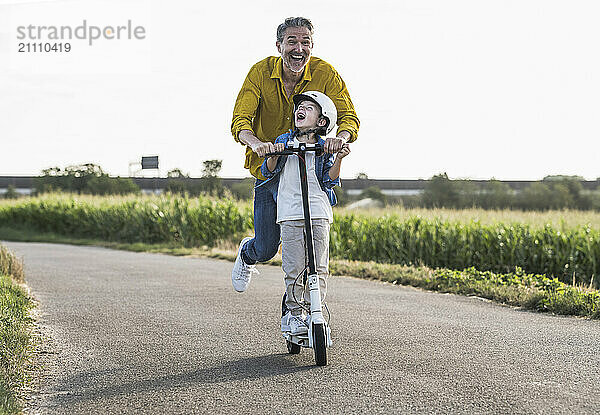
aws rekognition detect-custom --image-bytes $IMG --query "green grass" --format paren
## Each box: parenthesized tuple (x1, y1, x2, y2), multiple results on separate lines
(330, 261, 599, 318)
(0, 246, 34, 415)
(0, 247, 24, 285)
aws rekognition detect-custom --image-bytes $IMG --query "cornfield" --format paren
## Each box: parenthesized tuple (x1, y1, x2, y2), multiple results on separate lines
(0, 195, 598, 288)
(0, 195, 253, 248)
(330, 215, 599, 288)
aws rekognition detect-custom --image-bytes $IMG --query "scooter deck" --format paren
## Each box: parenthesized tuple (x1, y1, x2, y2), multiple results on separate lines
(282, 331, 310, 348)
(283, 327, 333, 348)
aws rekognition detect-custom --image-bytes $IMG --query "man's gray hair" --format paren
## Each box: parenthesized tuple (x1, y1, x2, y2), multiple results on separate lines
(276, 17, 314, 43)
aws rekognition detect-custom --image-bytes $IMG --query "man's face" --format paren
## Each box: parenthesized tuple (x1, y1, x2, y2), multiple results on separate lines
(277, 26, 313, 73)
(295, 100, 323, 130)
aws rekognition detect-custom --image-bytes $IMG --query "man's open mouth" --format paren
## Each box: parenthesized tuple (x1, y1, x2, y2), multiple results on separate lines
(289, 53, 305, 64)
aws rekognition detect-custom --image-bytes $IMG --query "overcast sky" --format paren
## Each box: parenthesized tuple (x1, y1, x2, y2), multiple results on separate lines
(1, 0, 599, 180)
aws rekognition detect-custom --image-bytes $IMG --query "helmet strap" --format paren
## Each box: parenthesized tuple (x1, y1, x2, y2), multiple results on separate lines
(295, 127, 322, 139)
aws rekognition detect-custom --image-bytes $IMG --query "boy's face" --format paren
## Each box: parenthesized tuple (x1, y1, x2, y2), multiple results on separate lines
(294, 100, 324, 130)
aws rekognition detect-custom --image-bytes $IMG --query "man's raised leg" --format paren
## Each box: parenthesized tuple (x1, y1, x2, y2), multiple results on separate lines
(231, 179, 280, 292)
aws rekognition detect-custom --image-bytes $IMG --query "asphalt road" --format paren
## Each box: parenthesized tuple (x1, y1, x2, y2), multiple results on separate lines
(5, 241, 600, 414)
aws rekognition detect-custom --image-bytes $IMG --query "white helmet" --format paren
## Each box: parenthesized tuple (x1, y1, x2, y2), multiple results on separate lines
(293, 91, 337, 135)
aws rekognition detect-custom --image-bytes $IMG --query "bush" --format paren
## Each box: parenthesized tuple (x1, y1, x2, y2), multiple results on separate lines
(360, 186, 387, 206)
(423, 173, 460, 208)
(3, 186, 19, 200)
(229, 178, 255, 201)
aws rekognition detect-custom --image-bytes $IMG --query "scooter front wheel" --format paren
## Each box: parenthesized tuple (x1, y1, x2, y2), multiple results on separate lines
(312, 323, 327, 366)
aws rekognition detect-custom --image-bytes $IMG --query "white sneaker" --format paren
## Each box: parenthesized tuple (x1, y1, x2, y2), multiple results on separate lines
(289, 314, 309, 335)
(281, 311, 292, 332)
(231, 237, 258, 292)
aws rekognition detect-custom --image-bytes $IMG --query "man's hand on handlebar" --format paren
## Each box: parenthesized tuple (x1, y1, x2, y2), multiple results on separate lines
(251, 142, 276, 158)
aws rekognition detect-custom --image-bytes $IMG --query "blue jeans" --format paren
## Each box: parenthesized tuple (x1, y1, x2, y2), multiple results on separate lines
(241, 178, 281, 265)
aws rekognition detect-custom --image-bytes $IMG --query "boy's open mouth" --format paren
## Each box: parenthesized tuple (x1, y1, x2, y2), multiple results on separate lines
(296, 112, 306, 121)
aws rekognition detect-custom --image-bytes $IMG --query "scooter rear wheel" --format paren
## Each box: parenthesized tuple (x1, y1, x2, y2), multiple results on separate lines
(312, 323, 327, 366)
(286, 340, 301, 354)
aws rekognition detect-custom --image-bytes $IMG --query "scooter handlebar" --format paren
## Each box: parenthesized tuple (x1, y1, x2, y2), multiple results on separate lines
(265, 143, 324, 157)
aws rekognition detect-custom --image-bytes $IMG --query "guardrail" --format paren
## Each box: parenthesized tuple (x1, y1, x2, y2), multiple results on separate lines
(1, 176, 598, 195)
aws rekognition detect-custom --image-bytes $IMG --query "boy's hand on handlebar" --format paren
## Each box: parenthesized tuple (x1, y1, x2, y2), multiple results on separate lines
(264, 142, 284, 172)
(323, 137, 346, 154)
(270, 142, 285, 156)
(336, 143, 351, 159)
(251, 142, 275, 157)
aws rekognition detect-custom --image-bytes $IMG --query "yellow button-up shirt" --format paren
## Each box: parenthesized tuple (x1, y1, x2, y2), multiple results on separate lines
(231, 56, 360, 179)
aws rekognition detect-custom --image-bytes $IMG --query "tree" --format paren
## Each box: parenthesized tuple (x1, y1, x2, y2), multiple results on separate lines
(34, 163, 139, 195)
(200, 160, 223, 196)
(167, 168, 189, 178)
(202, 160, 222, 177)
(86, 176, 139, 195)
(517, 182, 554, 210)
(543, 175, 585, 182)
(65, 164, 105, 194)
(165, 168, 190, 196)
(455, 180, 479, 208)
(4, 185, 19, 199)
(422, 173, 459, 208)
(480, 179, 513, 210)
(549, 183, 573, 209)
(165, 180, 188, 195)
(542, 176, 587, 209)
(41, 167, 61, 176)
(34, 167, 66, 193)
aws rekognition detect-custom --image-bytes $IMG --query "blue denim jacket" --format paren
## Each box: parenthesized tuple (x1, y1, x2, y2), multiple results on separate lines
(259, 130, 340, 206)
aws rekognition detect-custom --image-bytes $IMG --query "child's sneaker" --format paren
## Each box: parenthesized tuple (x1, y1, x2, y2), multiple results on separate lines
(231, 237, 258, 292)
(281, 311, 292, 332)
(289, 314, 309, 335)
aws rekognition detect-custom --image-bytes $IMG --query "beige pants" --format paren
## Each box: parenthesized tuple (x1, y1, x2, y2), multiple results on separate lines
(280, 219, 330, 315)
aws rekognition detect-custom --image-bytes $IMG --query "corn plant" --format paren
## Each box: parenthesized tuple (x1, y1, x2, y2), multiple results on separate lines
(1, 196, 598, 287)
(331, 213, 599, 288)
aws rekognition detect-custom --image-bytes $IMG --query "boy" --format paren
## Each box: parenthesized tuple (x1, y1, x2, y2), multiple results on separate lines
(261, 91, 350, 335)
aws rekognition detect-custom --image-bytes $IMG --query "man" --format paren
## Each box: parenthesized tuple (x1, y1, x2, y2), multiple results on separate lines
(230, 16, 360, 292)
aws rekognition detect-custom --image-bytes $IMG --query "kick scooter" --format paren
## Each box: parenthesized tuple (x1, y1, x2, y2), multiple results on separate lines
(266, 141, 332, 366)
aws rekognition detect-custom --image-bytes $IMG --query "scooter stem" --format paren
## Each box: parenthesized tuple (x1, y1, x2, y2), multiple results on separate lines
(297, 143, 326, 323)
(297, 143, 317, 277)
